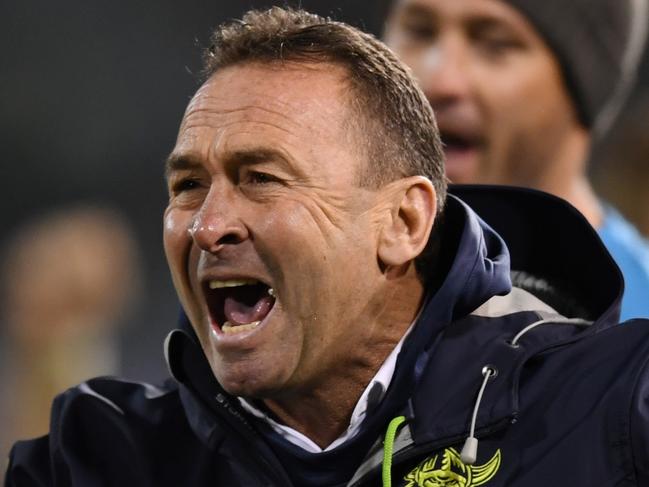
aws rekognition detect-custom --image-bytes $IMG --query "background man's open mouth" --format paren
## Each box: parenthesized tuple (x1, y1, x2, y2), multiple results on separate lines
(441, 131, 481, 156)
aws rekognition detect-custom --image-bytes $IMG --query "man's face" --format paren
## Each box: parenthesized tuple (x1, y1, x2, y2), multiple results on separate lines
(385, 0, 582, 186)
(164, 62, 389, 398)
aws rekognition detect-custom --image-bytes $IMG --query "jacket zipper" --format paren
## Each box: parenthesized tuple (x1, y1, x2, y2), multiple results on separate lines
(208, 392, 296, 486)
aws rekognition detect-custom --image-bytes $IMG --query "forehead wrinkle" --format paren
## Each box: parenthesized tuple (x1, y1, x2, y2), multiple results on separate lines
(178, 108, 301, 168)
(180, 106, 343, 176)
(179, 103, 337, 148)
(186, 85, 302, 121)
(207, 122, 308, 172)
(180, 118, 298, 142)
(180, 104, 301, 133)
(200, 68, 346, 124)
(185, 62, 354, 147)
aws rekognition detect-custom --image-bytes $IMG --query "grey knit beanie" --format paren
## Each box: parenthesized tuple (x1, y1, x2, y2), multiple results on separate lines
(503, 0, 649, 132)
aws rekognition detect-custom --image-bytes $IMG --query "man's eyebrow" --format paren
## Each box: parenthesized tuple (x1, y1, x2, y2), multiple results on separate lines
(164, 153, 202, 180)
(224, 148, 288, 166)
(467, 15, 517, 33)
(223, 148, 306, 177)
(165, 148, 306, 179)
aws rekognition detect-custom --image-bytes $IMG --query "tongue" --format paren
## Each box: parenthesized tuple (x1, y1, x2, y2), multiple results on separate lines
(224, 294, 274, 326)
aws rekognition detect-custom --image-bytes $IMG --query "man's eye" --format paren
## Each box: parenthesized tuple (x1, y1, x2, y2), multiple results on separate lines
(479, 37, 521, 55)
(472, 28, 525, 58)
(247, 171, 280, 185)
(171, 178, 201, 194)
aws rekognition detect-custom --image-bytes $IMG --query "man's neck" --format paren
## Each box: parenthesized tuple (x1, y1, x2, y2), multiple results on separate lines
(560, 177, 603, 228)
(262, 386, 371, 448)
(534, 128, 603, 228)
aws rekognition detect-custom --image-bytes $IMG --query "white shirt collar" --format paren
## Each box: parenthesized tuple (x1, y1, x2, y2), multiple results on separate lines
(238, 313, 420, 453)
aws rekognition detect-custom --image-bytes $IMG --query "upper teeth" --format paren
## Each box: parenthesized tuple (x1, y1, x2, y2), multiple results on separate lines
(209, 279, 257, 289)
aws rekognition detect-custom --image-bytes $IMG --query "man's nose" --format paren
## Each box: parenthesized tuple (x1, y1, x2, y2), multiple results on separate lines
(415, 39, 472, 109)
(188, 190, 248, 253)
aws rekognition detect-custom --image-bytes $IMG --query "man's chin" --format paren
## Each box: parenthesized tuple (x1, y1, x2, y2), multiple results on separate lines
(211, 361, 286, 399)
(217, 376, 267, 398)
(444, 148, 480, 184)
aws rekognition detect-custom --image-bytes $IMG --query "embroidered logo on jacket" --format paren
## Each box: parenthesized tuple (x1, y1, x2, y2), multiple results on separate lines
(404, 447, 501, 486)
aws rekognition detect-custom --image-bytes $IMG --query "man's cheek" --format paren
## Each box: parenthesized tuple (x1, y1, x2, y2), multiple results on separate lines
(163, 211, 199, 306)
(164, 209, 190, 242)
(163, 211, 193, 264)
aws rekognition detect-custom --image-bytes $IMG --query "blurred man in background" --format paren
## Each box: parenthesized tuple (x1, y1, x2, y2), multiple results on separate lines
(384, 0, 649, 320)
(0, 206, 141, 461)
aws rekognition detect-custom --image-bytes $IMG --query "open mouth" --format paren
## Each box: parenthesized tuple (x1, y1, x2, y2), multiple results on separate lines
(204, 278, 276, 335)
(441, 131, 481, 154)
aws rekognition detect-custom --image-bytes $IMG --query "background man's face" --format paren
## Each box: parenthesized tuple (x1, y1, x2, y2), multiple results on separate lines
(163, 62, 388, 398)
(385, 0, 582, 186)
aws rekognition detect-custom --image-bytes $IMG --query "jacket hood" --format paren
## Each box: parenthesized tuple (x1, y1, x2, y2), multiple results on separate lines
(452, 185, 622, 325)
(427, 192, 511, 323)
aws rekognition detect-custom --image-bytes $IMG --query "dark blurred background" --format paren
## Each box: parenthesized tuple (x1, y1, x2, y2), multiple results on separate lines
(1, 0, 647, 457)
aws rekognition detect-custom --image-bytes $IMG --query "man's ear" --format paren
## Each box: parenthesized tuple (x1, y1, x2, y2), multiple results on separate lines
(378, 176, 436, 268)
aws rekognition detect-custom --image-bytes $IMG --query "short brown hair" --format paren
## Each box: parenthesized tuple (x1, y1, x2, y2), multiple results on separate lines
(203, 7, 446, 207)
(202, 7, 446, 280)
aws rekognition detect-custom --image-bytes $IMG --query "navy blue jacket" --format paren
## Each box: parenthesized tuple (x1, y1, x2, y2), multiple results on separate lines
(6, 186, 649, 486)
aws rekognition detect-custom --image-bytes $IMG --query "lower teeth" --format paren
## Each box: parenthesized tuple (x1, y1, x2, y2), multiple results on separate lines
(222, 320, 261, 334)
